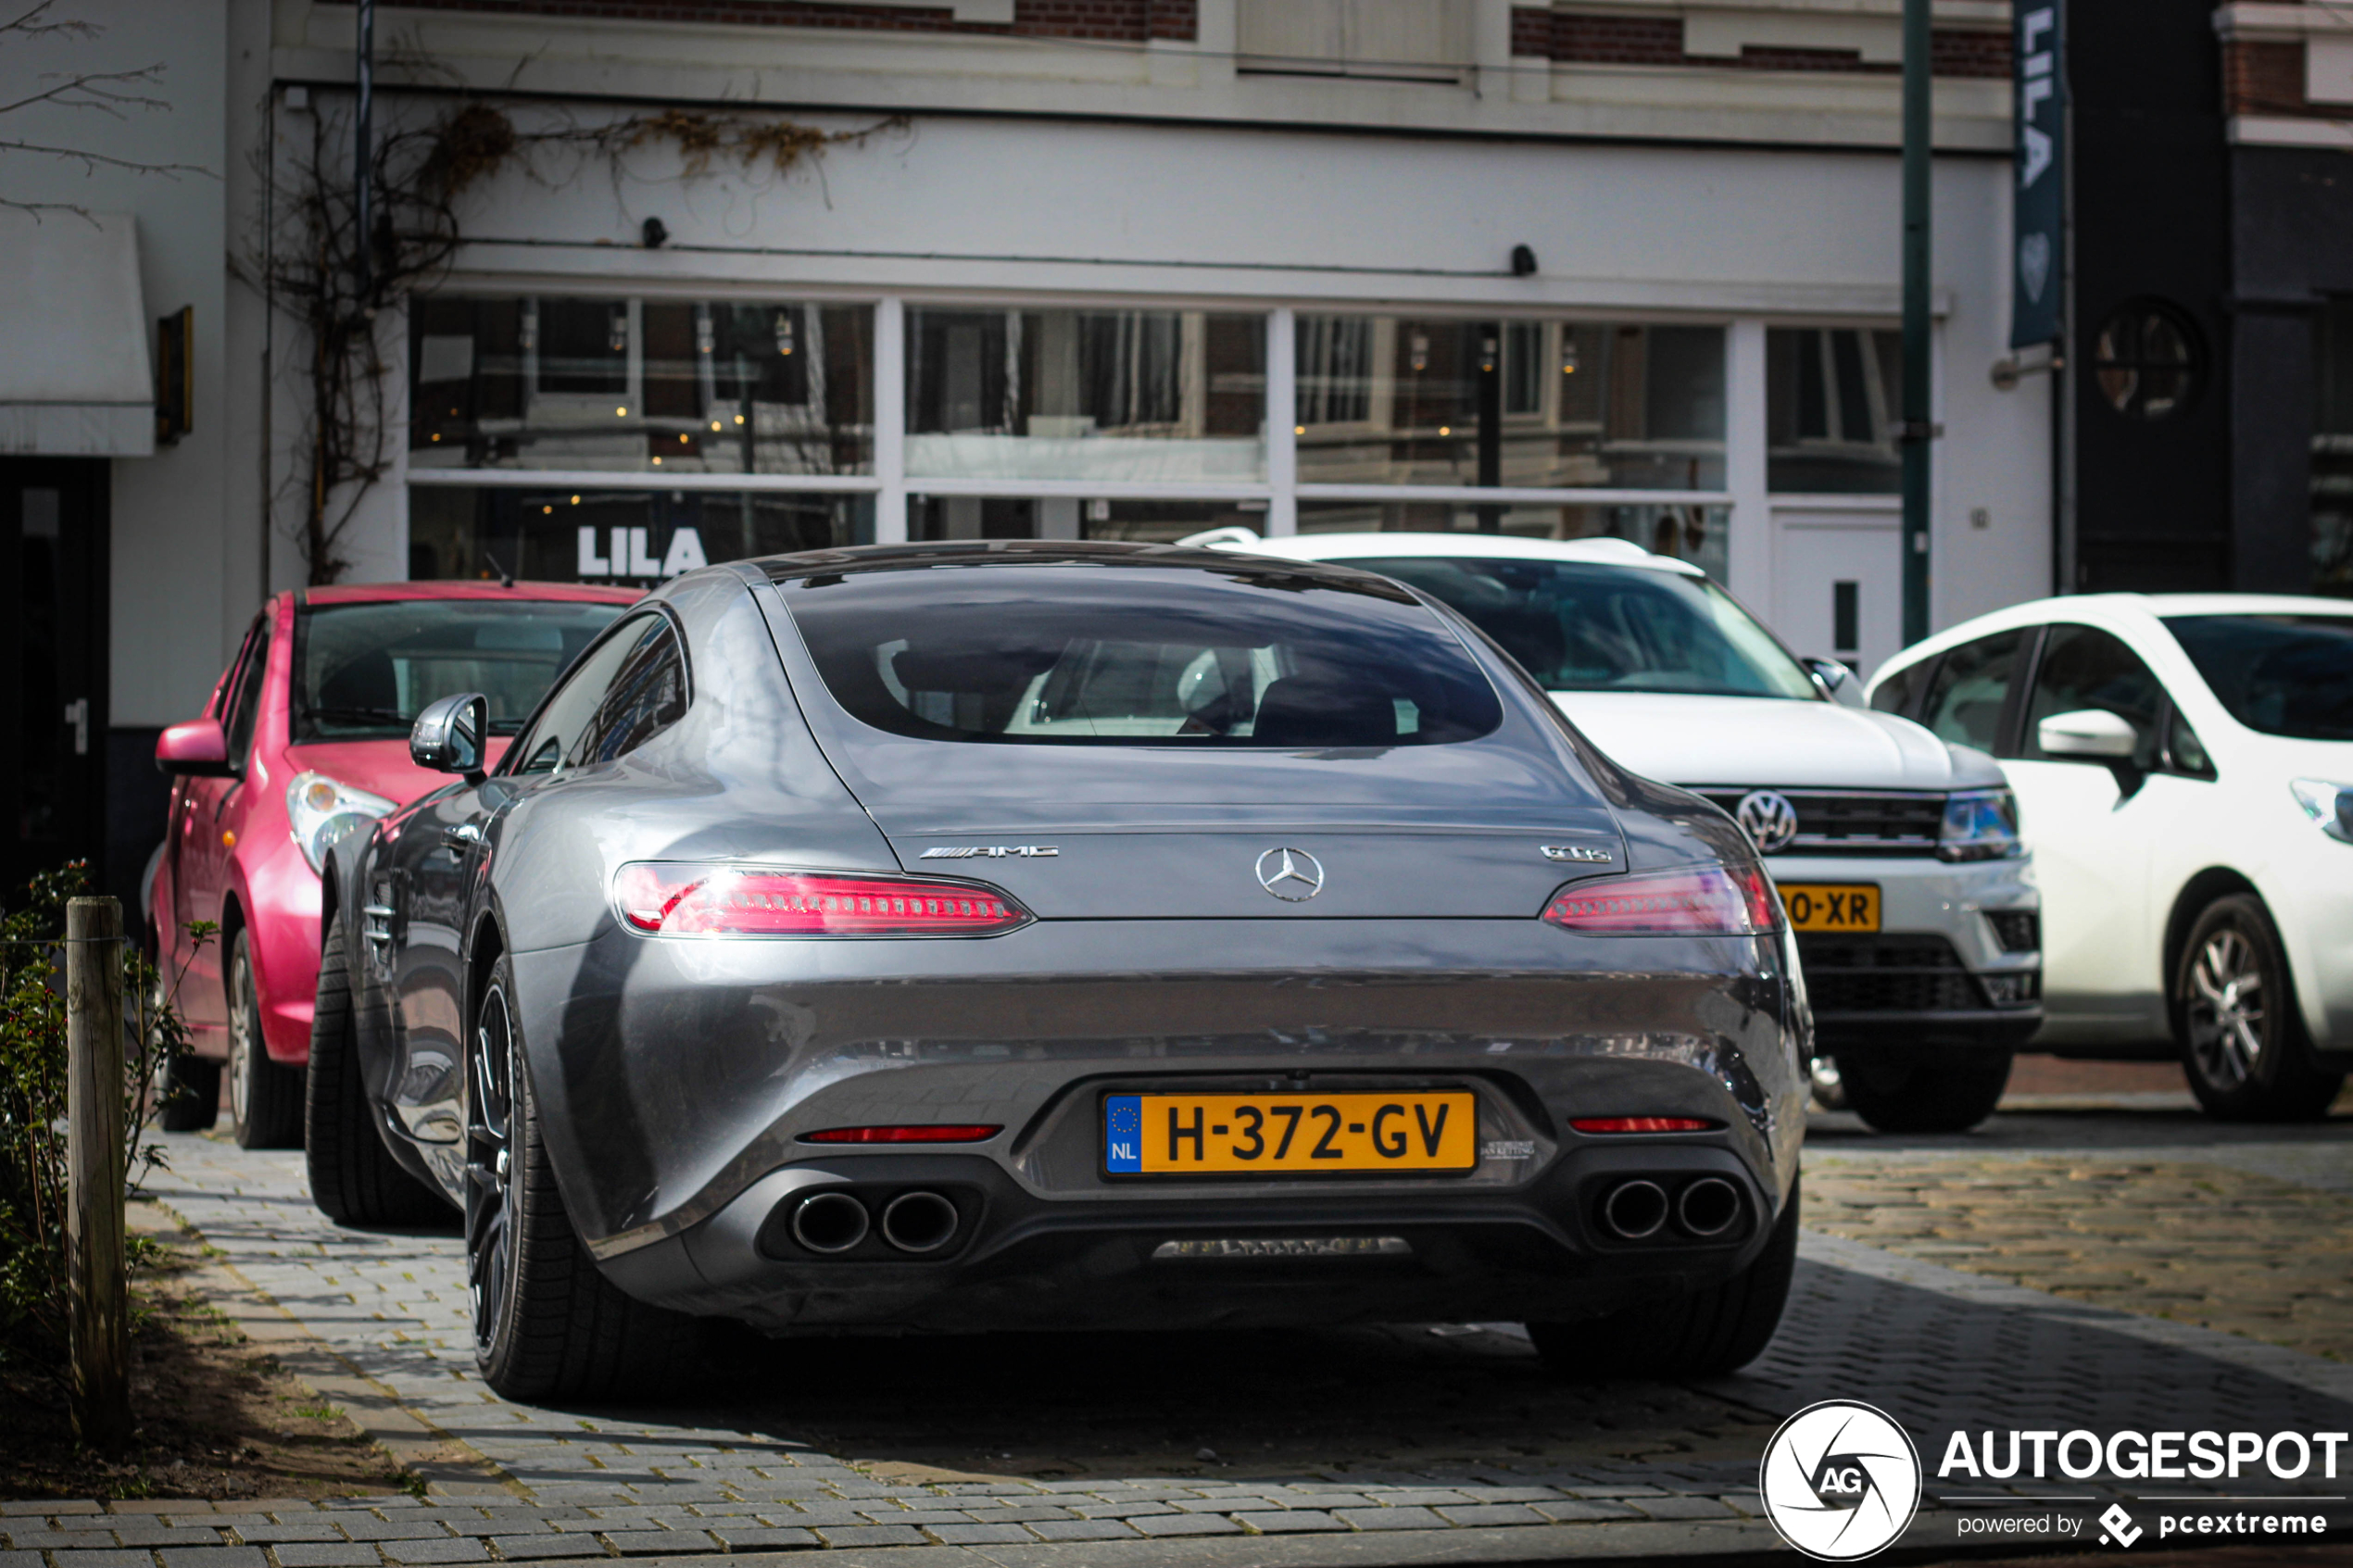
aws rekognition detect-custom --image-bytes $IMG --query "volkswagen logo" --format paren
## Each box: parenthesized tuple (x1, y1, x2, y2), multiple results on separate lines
(1735, 789, 1802, 854)
(1254, 847, 1325, 902)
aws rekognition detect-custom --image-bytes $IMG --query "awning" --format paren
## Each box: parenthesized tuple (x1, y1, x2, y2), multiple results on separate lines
(0, 211, 154, 457)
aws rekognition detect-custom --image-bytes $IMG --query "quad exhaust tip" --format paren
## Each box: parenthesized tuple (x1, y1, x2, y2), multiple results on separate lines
(1600, 1179, 1669, 1240)
(881, 1190, 961, 1254)
(1677, 1175, 1742, 1238)
(790, 1190, 870, 1254)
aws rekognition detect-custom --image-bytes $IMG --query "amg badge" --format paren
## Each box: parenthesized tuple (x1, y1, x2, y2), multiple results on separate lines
(918, 846, 1059, 859)
(1541, 844, 1614, 864)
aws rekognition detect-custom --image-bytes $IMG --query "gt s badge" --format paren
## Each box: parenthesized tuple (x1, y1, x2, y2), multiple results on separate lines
(919, 846, 1059, 859)
(1541, 844, 1614, 864)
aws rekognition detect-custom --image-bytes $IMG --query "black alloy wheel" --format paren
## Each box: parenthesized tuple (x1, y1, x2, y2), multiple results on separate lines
(465, 954, 698, 1400)
(465, 970, 522, 1364)
(2175, 895, 2344, 1122)
(227, 930, 305, 1148)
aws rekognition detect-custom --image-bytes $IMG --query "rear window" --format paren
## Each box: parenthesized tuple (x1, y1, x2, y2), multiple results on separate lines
(295, 599, 626, 742)
(1347, 556, 1819, 701)
(2163, 613, 2353, 741)
(783, 564, 1504, 747)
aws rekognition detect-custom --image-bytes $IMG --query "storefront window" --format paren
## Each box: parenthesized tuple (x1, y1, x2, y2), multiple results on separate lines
(1293, 317, 1725, 490)
(1296, 500, 1728, 582)
(908, 496, 1263, 545)
(409, 296, 875, 475)
(905, 309, 1265, 482)
(2312, 300, 2353, 597)
(1767, 326, 1902, 494)
(409, 486, 873, 585)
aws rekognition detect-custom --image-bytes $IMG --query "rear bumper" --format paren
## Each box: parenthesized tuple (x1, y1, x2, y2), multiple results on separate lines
(504, 916, 1807, 1328)
(603, 1141, 1782, 1335)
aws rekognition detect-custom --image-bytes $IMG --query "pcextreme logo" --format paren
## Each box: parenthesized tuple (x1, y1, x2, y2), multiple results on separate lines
(1759, 1400, 1924, 1561)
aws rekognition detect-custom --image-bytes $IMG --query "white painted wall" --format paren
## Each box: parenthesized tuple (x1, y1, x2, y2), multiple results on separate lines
(0, 0, 233, 725)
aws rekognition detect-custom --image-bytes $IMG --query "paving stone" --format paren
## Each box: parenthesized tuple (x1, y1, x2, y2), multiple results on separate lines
(599, 1535, 712, 1556)
(379, 1542, 487, 1565)
(1628, 1495, 1739, 1520)
(1531, 1499, 1642, 1524)
(1129, 1514, 1242, 1537)
(1433, 1505, 1546, 1528)
(333, 1524, 451, 1545)
(1067, 1502, 1177, 1520)
(1334, 1508, 1445, 1531)
(806, 1525, 925, 1549)
(848, 1511, 966, 1527)
(921, 1524, 1035, 1546)
(7, 1531, 121, 1549)
(159, 1549, 268, 1568)
(1018, 1521, 1139, 1543)
(1231, 1512, 1344, 1534)
(489, 1537, 603, 1561)
(269, 1546, 382, 1567)
(0, 1552, 39, 1568)
(50, 1552, 157, 1568)
(116, 1529, 227, 1548)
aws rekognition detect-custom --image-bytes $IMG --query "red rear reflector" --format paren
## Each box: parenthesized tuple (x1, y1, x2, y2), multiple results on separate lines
(1542, 866, 1780, 935)
(801, 1124, 1002, 1144)
(1570, 1117, 1718, 1134)
(615, 862, 1030, 937)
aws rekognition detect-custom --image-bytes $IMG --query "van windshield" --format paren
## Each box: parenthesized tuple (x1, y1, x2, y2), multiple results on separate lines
(295, 599, 625, 741)
(784, 563, 1504, 747)
(1350, 557, 1820, 700)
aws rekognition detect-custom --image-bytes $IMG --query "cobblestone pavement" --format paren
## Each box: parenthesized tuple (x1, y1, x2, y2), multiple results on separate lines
(5, 1100, 2348, 1566)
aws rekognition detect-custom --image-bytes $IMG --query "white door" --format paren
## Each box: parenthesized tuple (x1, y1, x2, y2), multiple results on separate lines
(1770, 507, 1902, 682)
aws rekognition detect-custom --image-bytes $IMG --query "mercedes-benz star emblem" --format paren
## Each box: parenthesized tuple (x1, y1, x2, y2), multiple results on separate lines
(1254, 847, 1325, 902)
(1735, 789, 1801, 855)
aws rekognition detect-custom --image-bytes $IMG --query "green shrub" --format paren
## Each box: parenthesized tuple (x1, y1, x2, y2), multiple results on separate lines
(0, 863, 202, 1379)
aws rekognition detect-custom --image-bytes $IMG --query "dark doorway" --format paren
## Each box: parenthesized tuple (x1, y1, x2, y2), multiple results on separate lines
(0, 460, 109, 906)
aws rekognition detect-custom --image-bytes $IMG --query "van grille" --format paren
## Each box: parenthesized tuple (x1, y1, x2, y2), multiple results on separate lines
(1797, 934, 2035, 1014)
(1693, 788, 1945, 856)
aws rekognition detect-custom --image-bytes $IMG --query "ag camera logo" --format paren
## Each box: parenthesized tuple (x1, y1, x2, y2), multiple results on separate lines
(1760, 1400, 1923, 1561)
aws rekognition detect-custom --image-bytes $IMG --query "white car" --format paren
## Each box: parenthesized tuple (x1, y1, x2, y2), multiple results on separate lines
(1198, 530, 2044, 1134)
(1868, 594, 2353, 1121)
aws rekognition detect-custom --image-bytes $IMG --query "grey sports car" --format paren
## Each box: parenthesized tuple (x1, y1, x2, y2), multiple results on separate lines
(307, 542, 1808, 1400)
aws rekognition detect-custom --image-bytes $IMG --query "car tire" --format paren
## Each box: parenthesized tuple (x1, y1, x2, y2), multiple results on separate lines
(305, 917, 449, 1226)
(1837, 1050, 2012, 1135)
(2174, 894, 2346, 1123)
(468, 954, 698, 1401)
(1528, 1178, 1798, 1381)
(226, 929, 305, 1148)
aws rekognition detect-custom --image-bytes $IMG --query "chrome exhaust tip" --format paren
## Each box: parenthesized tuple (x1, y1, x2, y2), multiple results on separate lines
(880, 1190, 961, 1255)
(790, 1190, 871, 1254)
(1677, 1176, 1742, 1238)
(1601, 1179, 1669, 1240)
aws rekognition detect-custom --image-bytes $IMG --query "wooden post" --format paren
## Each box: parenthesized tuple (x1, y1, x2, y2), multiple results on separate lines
(67, 896, 131, 1450)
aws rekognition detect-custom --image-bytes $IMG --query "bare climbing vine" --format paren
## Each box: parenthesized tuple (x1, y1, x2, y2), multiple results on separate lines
(257, 94, 903, 583)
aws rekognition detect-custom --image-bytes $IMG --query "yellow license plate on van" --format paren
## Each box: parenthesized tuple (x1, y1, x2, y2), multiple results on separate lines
(1779, 883, 1881, 933)
(1104, 1091, 1478, 1174)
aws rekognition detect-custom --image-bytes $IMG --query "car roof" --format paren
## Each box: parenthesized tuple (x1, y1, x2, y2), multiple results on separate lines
(752, 538, 1419, 597)
(1205, 530, 1702, 576)
(1880, 590, 2353, 677)
(298, 581, 644, 606)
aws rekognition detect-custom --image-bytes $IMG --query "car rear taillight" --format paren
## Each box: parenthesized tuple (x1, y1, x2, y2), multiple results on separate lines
(615, 863, 1030, 937)
(800, 1124, 1002, 1144)
(1570, 1116, 1719, 1134)
(1541, 866, 1780, 935)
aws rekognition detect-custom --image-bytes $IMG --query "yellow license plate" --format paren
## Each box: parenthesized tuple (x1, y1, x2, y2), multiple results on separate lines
(1779, 883, 1881, 933)
(1104, 1091, 1478, 1175)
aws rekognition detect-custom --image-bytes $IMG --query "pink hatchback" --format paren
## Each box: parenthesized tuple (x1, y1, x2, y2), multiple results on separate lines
(148, 582, 639, 1146)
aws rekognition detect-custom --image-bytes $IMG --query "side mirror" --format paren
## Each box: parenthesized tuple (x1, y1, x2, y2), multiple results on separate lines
(2037, 709, 2138, 759)
(410, 692, 489, 779)
(1804, 657, 1867, 708)
(156, 716, 235, 777)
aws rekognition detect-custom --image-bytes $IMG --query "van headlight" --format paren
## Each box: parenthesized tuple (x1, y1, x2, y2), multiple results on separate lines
(286, 771, 397, 874)
(1938, 787, 2022, 861)
(2290, 778, 2353, 843)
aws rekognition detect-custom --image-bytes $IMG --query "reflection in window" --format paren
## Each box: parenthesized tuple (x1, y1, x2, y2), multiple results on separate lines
(409, 295, 873, 474)
(1768, 327, 1902, 494)
(408, 485, 872, 585)
(1915, 629, 2025, 754)
(904, 309, 1265, 482)
(2312, 300, 2353, 597)
(1293, 317, 1724, 490)
(910, 495, 1265, 545)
